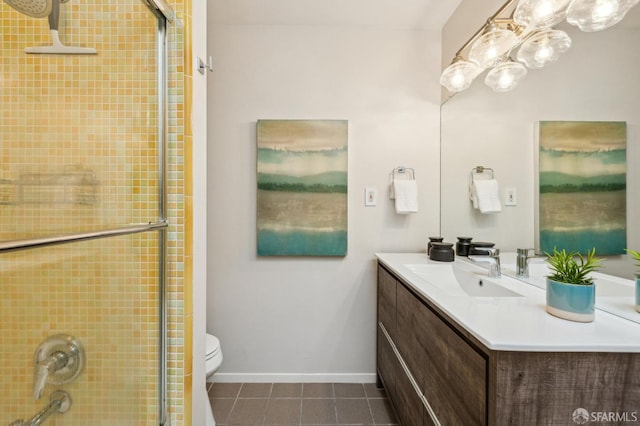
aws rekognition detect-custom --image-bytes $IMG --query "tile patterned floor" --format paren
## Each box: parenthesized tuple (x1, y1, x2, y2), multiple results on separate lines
(207, 383, 399, 425)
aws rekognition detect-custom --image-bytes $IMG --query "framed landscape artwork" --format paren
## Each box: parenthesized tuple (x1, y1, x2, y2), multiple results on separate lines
(536, 121, 627, 255)
(256, 119, 348, 256)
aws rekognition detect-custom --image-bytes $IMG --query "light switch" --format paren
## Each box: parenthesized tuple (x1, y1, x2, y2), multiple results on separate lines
(505, 187, 517, 206)
(365, 187, 377, 206)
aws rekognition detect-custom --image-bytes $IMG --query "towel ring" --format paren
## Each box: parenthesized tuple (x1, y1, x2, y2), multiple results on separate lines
(392, 166, 415, 181)
(470, 166, 494, 183)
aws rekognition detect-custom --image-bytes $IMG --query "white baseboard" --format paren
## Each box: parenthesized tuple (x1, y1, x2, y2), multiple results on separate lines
(210, 372, 378, 384)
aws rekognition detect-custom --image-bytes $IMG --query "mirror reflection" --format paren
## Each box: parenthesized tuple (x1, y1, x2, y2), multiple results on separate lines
(440, 7, 640, 322)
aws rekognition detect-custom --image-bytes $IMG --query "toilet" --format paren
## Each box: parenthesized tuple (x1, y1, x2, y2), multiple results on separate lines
(205, 333, 223, 426)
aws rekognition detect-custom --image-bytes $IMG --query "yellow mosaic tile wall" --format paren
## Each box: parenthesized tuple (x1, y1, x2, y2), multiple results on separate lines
(0, 0, 189, 423)
(167, 0, 189, 424)
(0, 237, 161, 424)
(181, 0, 193, 421)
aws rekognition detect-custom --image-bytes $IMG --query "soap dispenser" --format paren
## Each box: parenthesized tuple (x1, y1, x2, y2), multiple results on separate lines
(456, 237, 472, 257)
(427, 236, 443, 255)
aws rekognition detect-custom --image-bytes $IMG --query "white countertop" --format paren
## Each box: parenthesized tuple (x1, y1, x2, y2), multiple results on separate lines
(376, 252, 640, 352)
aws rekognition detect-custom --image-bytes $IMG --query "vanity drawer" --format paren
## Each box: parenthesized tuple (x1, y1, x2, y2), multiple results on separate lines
(397, 281, 487, 425)
(377, 265, 397, 339)
(376, 324, 396, 398)
(377, 323, 425, 426)
(396, 282, 427, 389)
(417, 288, 487, 425)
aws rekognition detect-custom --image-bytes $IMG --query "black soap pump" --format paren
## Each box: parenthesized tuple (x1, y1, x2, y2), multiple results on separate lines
(456, 237, 472, 257)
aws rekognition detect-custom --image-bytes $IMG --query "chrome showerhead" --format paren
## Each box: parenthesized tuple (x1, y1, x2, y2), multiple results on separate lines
(3, 0, 52, 18)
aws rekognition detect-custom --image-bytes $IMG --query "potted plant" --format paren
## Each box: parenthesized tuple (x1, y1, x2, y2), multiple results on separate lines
(545, 247, 602, 322)
(626, 249, 640, 313)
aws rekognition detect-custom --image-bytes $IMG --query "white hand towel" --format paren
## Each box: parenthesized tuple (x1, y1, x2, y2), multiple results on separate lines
(469, 173, 490, 209)
(472, 179, 502, 214)
(393, 180, 418, 214)
(469, 181, 479, 209)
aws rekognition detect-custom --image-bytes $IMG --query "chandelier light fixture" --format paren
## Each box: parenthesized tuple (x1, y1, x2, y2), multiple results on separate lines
(468, 23, 520, 68)
(484, 59, 528, 92)
(440, 0, 639, 93)
(516, 29, 572, 68)
(439, 56, 483, 92)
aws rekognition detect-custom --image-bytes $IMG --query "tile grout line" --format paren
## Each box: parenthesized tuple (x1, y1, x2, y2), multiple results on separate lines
(222, 383, 241, 425)
(264, 382, 273, 425)
(332, 383, 338, 425)
(365, 394, 375, 426)
(298, 393, 304, 425)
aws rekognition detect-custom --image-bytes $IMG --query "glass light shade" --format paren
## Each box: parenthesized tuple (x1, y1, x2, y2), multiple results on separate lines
(566, 0, 640, 32)
(484, 60, 528, 92)
(514, 0, 573, 29)
(440, 60, 483, 92)
(516, 30, 572, 68)
(468, 27, 519, 68)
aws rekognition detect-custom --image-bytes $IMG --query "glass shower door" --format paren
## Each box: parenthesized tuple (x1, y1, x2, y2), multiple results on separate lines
(0, 0, 171, 423)
(1, 234, 162, 424)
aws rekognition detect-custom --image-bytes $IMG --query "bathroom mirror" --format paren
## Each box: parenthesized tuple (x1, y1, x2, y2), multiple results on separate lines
(440, 9, 640, 323)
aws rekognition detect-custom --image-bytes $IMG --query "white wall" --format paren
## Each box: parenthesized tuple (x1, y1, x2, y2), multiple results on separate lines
(207, 24, 442, 381)
(440, 21, 640, 278)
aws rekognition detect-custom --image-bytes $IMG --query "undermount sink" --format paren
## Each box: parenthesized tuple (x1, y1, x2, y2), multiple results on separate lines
(405, 263, 523, 298)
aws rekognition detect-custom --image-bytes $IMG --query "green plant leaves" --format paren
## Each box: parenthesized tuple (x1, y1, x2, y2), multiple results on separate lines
(625, 249, 640, 277)
(545, 247, 602, 285)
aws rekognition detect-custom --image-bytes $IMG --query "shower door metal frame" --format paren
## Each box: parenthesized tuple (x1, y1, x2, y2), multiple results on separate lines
(0, 0, 176, 424)
(144, 1, 175, 424)
(148, 1, 173, 423)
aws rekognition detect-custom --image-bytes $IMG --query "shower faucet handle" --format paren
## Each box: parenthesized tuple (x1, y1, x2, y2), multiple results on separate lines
(33, 351, 69, 400)
(32, 334, 85, 400)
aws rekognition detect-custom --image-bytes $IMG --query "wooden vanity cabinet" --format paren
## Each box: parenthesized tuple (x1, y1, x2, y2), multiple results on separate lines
(377, 262, 640, 426)
(378, 266, 425, 424)
(399, 282, 486, 425)
(378, 264, 486, 426)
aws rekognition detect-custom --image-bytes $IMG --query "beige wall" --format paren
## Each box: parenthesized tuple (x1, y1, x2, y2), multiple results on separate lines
(207, 22, 442, 381)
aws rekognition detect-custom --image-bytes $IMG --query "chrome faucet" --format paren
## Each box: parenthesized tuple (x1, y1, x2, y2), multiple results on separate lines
(469, 247, 501, 278)
(516, 248, 539, 278)
(10, 390, 71, 426)
(32, 334, 85, 400)
(33, 351, 69, 400)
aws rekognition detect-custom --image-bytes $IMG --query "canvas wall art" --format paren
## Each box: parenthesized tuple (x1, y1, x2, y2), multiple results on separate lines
(537, 121, 627, 255)
(256, 120, 348, 256)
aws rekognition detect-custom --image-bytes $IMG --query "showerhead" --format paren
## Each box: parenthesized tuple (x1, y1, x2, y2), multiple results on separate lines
(3, 0, 95, 55)
(3, 0, 51, 18)
(24, 0, 96, 55)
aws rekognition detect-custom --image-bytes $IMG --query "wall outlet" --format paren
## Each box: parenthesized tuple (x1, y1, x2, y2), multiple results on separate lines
(365, 187, 377, 206)
(505, 187, 517, 206)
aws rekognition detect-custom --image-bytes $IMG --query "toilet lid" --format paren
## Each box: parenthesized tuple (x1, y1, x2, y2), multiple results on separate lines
(206, 334, 221, 360)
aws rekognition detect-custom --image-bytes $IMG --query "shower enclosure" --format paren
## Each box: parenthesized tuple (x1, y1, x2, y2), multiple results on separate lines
(1, 0, 175, 424)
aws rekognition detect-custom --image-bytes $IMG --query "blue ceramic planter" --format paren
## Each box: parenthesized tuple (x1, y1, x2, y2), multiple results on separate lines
(546, 278, 595, 322)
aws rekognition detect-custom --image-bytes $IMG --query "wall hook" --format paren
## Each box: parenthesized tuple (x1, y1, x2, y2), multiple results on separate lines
(196, 56, 213, 74)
